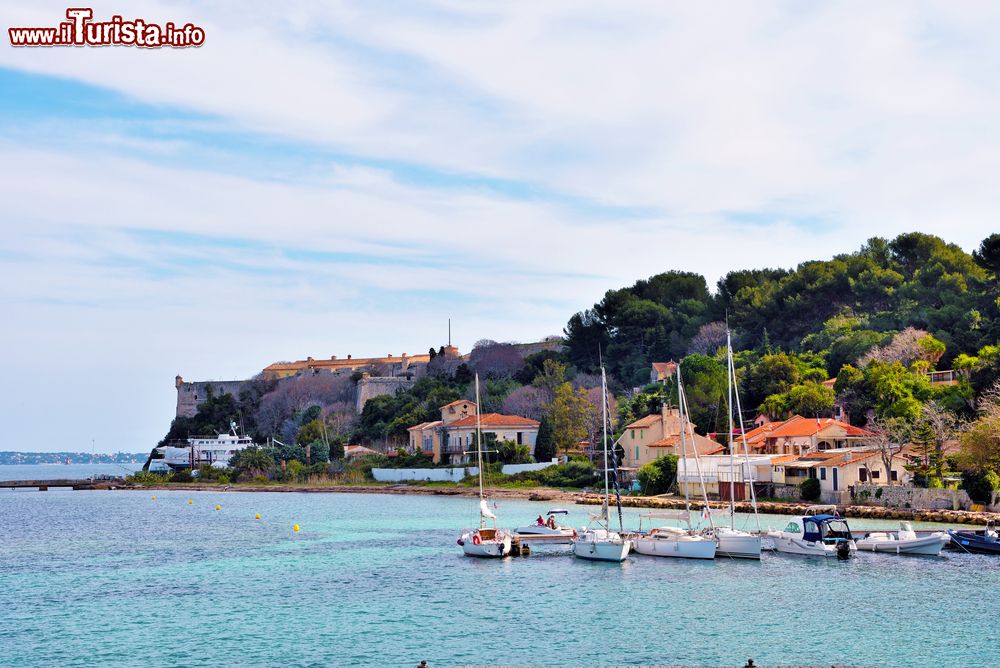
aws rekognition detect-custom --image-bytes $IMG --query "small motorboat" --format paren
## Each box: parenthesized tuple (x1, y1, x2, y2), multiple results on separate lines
(855, 522, 949, 556)
(766, 505, 856, 559)
(515, 509, 576, 542)
(947, 524, 1000, 555)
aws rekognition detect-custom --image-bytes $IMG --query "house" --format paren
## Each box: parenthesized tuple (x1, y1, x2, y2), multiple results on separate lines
(407, 399, 540, 464)
(650, 361, 678, 384)
(621, 406, 724, 469)
(677, 454, 775, 501)
(744, 415, 875, 455)
(772, 449, 909, 503)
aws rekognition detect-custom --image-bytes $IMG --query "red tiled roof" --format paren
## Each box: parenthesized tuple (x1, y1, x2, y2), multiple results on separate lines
(407, 420, 442, 431)
(625, 414, 661, 429)
(651, 362, 677, 373)
(766, 415, 875, 439)
(647, 435, 724, 456)
(441, 399, 475, 409)
(447, 413, 540, 428)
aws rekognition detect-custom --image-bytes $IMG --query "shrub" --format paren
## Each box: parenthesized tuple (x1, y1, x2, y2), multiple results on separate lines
(962, 470, 1000, 505)
(194, 464, 231, 483)
(636, 455, 678, 496)
(534, 460, 597, 488)
(125, 471, 168, 485)
(170, 469, 193, 483)
(800, 477, 821, 501)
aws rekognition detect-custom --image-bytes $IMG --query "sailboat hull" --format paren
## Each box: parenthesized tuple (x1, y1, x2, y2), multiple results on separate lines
(572, 529, 630, 562)
(714, 529, 762, 560)
(460, 532, 512, 558)
(633, 535, 717, 560)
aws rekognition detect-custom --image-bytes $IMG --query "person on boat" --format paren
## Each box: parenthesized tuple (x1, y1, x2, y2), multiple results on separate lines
(536, 515, 545, 526)
(547, 515, 557, 529)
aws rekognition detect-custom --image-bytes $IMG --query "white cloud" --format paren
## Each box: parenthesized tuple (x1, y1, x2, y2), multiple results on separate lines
(2, 1, 999, 450)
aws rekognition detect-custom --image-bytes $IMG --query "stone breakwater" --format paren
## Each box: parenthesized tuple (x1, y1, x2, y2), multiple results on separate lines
(574, 492, 1000, 525)
(127, 482, 1000, 525)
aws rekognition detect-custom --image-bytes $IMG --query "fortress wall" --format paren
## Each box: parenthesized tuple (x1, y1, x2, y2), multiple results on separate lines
(175, 378, 251, 418)
(355, 376, 416, 413)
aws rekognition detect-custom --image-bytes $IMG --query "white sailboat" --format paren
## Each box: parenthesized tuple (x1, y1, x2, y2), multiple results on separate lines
(708, 329, 763, 560)
(457, 374, 512, 558)
(572, 366, 631, 562)
(633, 362, 717, 560)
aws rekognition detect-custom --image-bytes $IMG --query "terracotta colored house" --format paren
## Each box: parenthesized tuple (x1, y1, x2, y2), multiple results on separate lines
(744, 415, 875, 456)
(650, 361, 678, 384)
(621, 406, 724, 469)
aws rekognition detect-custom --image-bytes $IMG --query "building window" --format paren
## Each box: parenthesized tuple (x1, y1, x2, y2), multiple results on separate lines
(891, 470, 898, 482)
(635, 446, 639, 461)
(820, 468, 827, 481)
(859, 469, 868, 482)
(630, 430, 634, 440)
(516, 432, 523, 445)
(871, 470, 880, 479)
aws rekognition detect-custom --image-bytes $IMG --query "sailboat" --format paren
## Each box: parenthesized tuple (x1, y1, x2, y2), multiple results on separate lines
(708, 329, 763, 560)
(572, 366, 631, 562)
(457, 374, 512, 558)
(633, 362, 718, 560)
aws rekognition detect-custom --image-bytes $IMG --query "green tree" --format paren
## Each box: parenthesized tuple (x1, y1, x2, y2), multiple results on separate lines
(636, 455, 678, 495)
(906, 420, 938, 487)
(549, 382, 593, 456)
(230, 446, 274, 480)
(800, 477, 821, 501)
(496, 439, 533, 465)
(534, 416, 556, 461)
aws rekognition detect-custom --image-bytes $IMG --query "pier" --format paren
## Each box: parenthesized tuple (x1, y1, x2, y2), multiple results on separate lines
(0, 478, 121, 491)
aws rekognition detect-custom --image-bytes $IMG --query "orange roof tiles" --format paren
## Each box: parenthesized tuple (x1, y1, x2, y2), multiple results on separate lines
(625, 414, 661, 429)
(441, 399, 475, 409)
(447, 413, 540, 428)
(766, 415, 875, 439)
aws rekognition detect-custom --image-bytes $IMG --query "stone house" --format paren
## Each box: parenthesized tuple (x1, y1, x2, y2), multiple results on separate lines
(621, 406, 724, 469)
(407, 399, 539, 464)
(772, 449, 909, 503)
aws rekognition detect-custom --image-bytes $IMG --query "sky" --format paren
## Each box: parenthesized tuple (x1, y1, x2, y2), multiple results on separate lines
(2, 1, 999, 453)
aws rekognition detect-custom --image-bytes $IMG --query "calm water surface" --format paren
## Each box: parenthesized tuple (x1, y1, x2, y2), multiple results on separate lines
(0, 489, 997, 667)
(0, 463, 142, 481)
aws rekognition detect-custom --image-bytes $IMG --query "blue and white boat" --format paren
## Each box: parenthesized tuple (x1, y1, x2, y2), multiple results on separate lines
(766, 505, 856, 558)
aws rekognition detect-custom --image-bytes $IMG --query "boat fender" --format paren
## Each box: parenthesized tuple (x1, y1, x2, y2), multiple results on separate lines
(457, 538, 464, 546)
(472, 533, 481, 546)
(572, 529, 577, 538)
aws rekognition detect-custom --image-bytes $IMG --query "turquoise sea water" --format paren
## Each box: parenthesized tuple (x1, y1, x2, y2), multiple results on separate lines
(1, 489, 997, 668)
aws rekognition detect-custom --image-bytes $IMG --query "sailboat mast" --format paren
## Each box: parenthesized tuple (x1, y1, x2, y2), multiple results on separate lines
(601, 366, 611, 529)
(727, 329, 736, 527)
(475, 374, 486, 529)
(730, 350, 762, 532)
(677, 364, 691, 513)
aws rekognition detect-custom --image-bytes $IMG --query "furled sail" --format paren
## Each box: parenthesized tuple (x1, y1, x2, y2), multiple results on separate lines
(479, 498, 496, 519)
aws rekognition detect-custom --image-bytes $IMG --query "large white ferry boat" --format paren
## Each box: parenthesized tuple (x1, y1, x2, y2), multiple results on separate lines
(148, 422, 253, 472)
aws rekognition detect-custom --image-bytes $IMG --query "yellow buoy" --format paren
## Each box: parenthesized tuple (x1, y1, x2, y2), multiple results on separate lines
(151, 496, 156, 500)
(255, 513, 261, 520)
(293, 524, 300, 532)
(188, 500, 193, 505)
(215, 505, 221, 511)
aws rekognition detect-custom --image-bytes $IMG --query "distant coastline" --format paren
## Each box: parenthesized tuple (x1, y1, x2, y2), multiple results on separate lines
(0, 452, 146, 466)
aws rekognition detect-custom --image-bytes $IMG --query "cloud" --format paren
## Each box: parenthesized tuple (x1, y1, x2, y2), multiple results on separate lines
(2, 1, 999, 451)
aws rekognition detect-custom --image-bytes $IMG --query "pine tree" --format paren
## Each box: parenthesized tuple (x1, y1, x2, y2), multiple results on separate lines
(909, 420, 938, 487)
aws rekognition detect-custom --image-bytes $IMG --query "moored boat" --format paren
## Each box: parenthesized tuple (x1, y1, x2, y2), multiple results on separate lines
(947, 525, 1000, 555)
(515, 509, 576, 542)
(572, 366, 631, 562)
(766, 506, 856, 558)
(457, 375, 512, 559)
(633, 510, 717, 560)
(856, 522, 949, 555)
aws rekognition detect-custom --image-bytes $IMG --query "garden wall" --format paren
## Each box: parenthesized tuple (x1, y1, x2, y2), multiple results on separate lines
(372, 459, 558, 483)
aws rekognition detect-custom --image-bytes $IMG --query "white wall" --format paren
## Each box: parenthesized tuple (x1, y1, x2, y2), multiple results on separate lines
(372, 459, 558, 482)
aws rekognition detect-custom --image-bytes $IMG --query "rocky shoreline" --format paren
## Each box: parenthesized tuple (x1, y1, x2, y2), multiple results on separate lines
(125, 481, 1000, 526)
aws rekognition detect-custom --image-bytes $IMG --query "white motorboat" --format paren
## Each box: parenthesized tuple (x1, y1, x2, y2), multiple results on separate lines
(633, 510, 717, 560)
(766, 507, 857, 558)
(457, 375, 512, 559)
(856, 522, 949, 556)
(572, 366, 631, 563)
(515, 509, 576, 542)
